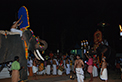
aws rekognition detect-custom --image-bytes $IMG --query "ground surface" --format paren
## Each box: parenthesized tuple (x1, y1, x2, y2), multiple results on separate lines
(0, 69, 121, 82)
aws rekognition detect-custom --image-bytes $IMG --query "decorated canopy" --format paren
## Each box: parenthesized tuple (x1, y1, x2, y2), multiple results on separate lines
(18, 6, 30, 30)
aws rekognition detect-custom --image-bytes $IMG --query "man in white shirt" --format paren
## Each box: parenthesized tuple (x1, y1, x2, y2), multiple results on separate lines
(27, 57, 33, 76)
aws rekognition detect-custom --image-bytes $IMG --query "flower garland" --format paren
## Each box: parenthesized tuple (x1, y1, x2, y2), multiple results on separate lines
(29, 29, 44, 48)
(24, 40, 28, 59)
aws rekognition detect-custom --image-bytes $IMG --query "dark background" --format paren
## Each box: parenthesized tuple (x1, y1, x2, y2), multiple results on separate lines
(0, 0, 122, 53)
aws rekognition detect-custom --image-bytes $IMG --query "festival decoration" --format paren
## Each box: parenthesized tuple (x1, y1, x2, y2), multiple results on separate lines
(97, 21, 109, 27)
(94, 29, 102, 43)
(29, 29, 44, 48)
(24, 41, 28, 59)
(18, 6, 30, 30)
(94, 30, 103, 67)
(119, 24, 122, 36)
(5, 30, 7, 39)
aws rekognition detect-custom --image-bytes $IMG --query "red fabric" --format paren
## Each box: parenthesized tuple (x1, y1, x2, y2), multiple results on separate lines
(86, 58, 93, 65)
(88, 65, 93, 73)
(28, 67, 33, 76)
(93, 63, 98, 68)
(49, 53, 53, 58)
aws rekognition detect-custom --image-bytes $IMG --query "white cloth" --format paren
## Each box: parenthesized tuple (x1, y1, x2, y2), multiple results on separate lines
(7, 62, 12, 71)
(54, 59, 58, 65)
(100, 68, 108, 80)
(76, 68, 84, 82)
(66, 64, 70, 75)
(32, 66, 38, 73)
(58, 69, 63, 75)
(10, 28, 22, 37)
(37, 70, 45, 75)
(92, 66, 98, 77)
(27, 60, 33, 67)
(53, 64, 57, 75)
(46, 65, 51, 75)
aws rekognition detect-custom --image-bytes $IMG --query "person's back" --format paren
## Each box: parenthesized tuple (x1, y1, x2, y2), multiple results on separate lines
(11, 56, 21, 82)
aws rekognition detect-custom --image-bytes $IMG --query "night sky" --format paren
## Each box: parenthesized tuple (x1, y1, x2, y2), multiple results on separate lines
(0, 0, 122, 53)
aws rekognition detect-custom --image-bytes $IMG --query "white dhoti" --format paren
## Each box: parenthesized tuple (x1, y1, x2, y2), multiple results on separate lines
(76, 68, 84, 82)
(53, 64, 57, 75)
(100, 68, 108, 80)
(37, 70, 45, 75)
(46, 65, 51, 75)
(58, 69, 63, 75)
(32, 66, 38, 74)
(10, 28, 23, 37)
(92, 66, 98, 77)
(66, 64, 70, 75)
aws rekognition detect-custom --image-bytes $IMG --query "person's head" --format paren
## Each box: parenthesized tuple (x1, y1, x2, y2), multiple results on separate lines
(14, 56, 19, 62)
(102, 56, 106, 62)
(76, 55, 80, 59)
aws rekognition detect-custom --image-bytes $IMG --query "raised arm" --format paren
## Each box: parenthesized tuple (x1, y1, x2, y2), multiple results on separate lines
(16, 15, 22, 24)
(11, 15, 23, 28)
(85, 53, 89, 59)
(17, 20, 23, 26)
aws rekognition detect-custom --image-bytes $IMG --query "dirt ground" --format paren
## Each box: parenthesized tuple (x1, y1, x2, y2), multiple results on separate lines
(0, 69, 122, 82)
(0, 74, 121, 82)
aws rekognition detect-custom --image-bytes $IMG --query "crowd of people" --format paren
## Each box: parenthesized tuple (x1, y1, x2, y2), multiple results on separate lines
(4, 50, 122, 82)
(27, 52, 75, 79)
(26, 51, 109, 82)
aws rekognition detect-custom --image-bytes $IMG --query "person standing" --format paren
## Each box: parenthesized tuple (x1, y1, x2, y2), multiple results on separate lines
(46, 59, 51, 75)
(92, 57, 98, 77)
(52, 58, 57, 75)
(100, 56, 108, 82)
(49, 51, 54, 59)
(58, 59, 64, 75)
(74, 55, 84, 82)
(11, 56, 24, 82)
(65, 57, 70, 75)
(27, 57, 33, 76)
(32, 58, 38, 80)
(85, 53, 93, 82)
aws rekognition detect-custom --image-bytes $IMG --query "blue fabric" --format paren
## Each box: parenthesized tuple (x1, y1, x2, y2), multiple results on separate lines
(18, 6, 29, 29)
